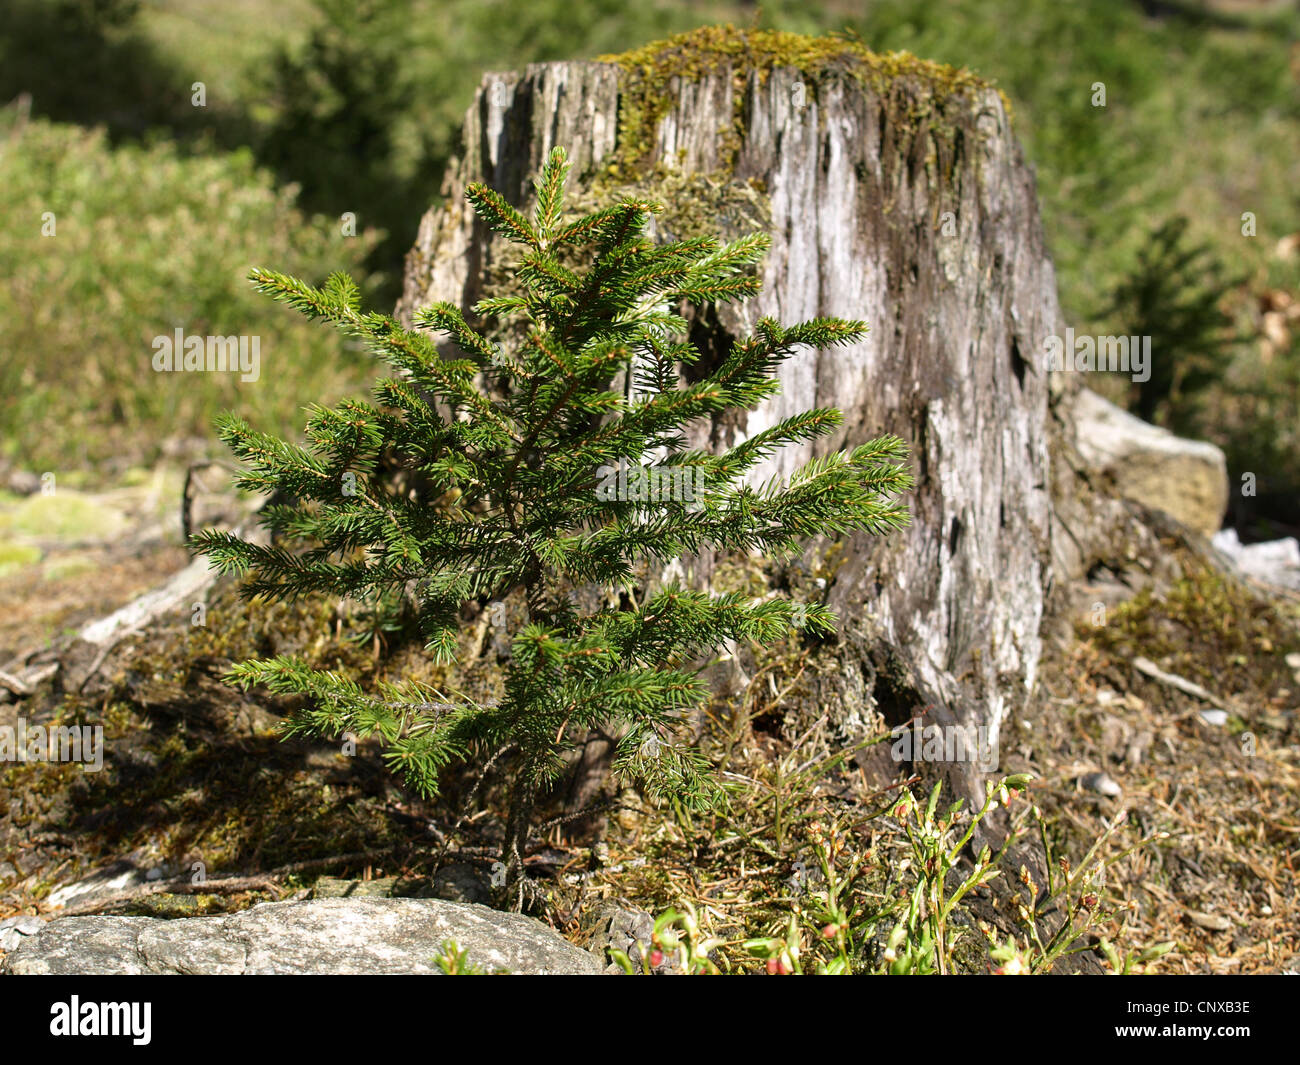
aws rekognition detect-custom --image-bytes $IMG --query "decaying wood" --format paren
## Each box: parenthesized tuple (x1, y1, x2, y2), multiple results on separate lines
(77, 552, 218, 649)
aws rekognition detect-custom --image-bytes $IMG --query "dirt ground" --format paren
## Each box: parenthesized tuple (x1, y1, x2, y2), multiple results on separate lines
(1, 475, 1297, 973)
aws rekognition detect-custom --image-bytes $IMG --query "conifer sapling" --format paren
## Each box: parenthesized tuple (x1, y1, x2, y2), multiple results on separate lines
(193, 146, 912, 903)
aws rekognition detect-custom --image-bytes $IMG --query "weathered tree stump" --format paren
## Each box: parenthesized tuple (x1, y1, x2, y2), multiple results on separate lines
(397, 29, 1067, 805)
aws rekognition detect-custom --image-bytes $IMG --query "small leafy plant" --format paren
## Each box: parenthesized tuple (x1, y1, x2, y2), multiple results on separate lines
(432, 939, 494, 974)
(738, 774, 1171, 975)
(608, 903, 724, 975)
(194, 146, 911, 902)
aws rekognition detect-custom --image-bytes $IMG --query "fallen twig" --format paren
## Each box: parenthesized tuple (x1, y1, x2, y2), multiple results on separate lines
(47, 847, 412, 918)
(1131, 656, 1234, 712)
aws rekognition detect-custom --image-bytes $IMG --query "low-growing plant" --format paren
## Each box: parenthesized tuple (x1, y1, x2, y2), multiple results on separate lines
(432, 938, 494, 974)
(735, 775, 1171, 975)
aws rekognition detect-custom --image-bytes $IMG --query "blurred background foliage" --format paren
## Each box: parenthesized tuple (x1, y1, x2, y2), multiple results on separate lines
(1, 0, 1297, 534)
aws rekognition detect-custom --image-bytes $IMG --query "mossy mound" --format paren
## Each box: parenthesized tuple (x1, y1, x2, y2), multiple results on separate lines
(597, 25, 1003, 176)
(1079, 566, 1300, 701)
(601, 24, 994, 94)
(2, 492, 126, 543)
(0, 541, 41, 577)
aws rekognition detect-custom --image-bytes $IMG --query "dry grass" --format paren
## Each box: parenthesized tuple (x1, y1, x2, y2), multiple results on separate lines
(1, 530, 1295, 974)
(1014, 565, 1300, 974)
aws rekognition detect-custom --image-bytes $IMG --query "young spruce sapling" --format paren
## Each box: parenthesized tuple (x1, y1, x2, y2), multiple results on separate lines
(193, 147, 912, 904)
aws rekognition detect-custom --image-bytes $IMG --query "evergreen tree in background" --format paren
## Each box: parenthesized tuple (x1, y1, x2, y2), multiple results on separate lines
(1100, 214, 1243, 431)
(258, 0, 432, 297)
(193, 147, 912, 905)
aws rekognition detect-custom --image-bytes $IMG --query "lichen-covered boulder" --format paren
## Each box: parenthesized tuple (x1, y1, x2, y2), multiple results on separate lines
(1068, 387, 1228, 538)
(1, 897, 602, 975)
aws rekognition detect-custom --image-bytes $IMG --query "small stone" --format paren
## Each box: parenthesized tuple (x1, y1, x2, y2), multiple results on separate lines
(0, 915, 45, 952)
(0, 915, 45, 935)
(1285, 652, 1300, 671)
(1186, 910, 1232, 932)
(580, 900, 677, 974)
(1124, 729, 1154, 767)
(1081, 772, 1121, 797)
(1198, 709, 1229, 727)
(430, 863, 491, 905)
(6, 470, 41, 496)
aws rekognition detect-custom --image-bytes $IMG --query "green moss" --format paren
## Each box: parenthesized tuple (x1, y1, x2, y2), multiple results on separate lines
(598, 25, 1003, 177)
(121, 467, 155, 487)
(4, 492, 126, 542)
(1080, 566, 1300, 696)
(0, 539, 41, 575)
(810, 540, 849, 585)
(710, 555, 771, 600)
(584, 168, 770, 250)
(42, 553, 98, 581)
(121, 893, 244, 918)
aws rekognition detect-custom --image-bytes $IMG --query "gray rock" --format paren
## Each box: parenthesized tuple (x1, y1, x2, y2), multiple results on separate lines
(6, 470, 41, 496)
(1, 897, 602, 975)
(581, 900, 678, 974)
(1081, 771, 1122, 797)
(1071, 388, 1228, 538)
(431, 863, 492, 905)
(1212, 528, 1300, 592)
(1185, 909, 1233, 933)
(585, 901, 652, 962)
(0, 915, 45, 953)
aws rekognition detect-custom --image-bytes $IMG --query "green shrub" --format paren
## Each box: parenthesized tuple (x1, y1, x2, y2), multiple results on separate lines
(0, 112, 381, 475)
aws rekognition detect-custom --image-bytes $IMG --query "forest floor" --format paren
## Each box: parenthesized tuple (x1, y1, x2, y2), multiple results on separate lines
(1, 471, 1297, 973)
